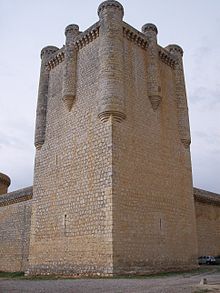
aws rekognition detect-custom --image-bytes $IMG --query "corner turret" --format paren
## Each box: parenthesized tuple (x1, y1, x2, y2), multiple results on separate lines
(97, 0, 126, 122)
(0, 172, 11, 195)
(62, 24, 80, 111)
(166, 44, 191, 148)
(142, 23, 162, 110)
(35, 45, 59, 149)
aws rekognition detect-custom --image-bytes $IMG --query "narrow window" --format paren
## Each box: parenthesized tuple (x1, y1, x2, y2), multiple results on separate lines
(159, 218, 162, 230)
(64, 214, 67, 236)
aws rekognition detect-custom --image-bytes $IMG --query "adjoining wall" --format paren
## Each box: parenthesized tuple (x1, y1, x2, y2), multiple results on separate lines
(194, 188, 220, 257)
(0, 187, 32, 272)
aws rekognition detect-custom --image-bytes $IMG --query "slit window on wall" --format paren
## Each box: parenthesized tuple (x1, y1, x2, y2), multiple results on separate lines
(64, 214, 67, 236)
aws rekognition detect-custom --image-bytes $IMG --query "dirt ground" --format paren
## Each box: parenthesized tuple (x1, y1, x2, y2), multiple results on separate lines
(0, 269, 220, 293)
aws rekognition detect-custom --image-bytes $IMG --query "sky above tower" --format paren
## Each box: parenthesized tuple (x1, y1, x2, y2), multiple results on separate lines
(0, 0, 219, 193)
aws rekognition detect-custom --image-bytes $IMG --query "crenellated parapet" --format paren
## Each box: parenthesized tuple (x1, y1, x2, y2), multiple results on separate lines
(34, 45, 59, 149)
(158, 47, 177, 68)
(123, 22, 148, 50)
(166, 44, 191, 148)
(46, 23, 100, 72)
(74, 23, 99, 50)
(142, 23, 162, 111)
(97, 0, 126, 122)
(47, 49, 64, 70)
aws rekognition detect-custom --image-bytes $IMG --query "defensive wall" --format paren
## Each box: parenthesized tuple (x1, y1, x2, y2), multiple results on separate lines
(194, 188, 220, 257)
(0, 186, 33, 272)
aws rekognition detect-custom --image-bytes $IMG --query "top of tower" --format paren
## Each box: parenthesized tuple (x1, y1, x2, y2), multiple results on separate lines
(40, 46, 59, 59)
(142, 23, 158, 35)
(98, 0, 124, 18)
(65, 24, 79, 36)
(166, 44, 183, 57)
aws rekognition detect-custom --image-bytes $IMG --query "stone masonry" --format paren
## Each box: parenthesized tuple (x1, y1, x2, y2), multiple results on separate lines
(0, 187, 33, 272)
(28, 0, 199, 276)
(0, 0, 219, 275)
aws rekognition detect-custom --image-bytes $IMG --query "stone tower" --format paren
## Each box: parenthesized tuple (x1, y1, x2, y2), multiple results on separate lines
(0, 172, 11, 195)
(28, 0, 198, 276)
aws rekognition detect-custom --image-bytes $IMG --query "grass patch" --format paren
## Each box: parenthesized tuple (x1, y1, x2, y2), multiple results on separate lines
(193, 289, 212, 293)
(0, 271, 24, 279)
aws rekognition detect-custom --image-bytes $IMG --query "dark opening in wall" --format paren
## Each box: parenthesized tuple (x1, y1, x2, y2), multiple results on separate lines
(64, 214, 67, 236)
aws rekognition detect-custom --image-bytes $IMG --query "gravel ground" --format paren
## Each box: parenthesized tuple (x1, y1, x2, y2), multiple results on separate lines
(0, 270, 219, 293)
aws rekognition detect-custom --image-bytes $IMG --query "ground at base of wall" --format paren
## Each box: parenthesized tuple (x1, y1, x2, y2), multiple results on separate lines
(1, 266, 220, 280)
(0, 268, 219, 293)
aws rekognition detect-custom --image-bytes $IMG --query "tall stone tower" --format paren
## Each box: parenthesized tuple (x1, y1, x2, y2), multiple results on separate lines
(28, 0, 198, 276)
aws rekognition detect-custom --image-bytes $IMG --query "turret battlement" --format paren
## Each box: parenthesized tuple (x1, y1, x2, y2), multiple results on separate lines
(44, 22, 181, 72)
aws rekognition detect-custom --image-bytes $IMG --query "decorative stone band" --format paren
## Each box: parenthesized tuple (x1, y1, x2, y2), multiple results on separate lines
(74, 23, 99, 50)
(46, 23, 100, 71)
(0, 172, 11, 187)
(45, 22, 179, 73)
(123, 22, 148, 50)
(0, 186, 33, 207)
(194, 188, 220, 207)
(158, 47, 177, 69)
(47, 49, 64, 70)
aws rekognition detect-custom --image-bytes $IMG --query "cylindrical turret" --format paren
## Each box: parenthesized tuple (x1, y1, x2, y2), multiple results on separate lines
(142, 23, 162, 111)
(0, 172, 11, 195)
(97, 0, 126, 122)
(62, 24, 80, 111)
(166, 44, 191, 148)
(34, 45, 59, 149)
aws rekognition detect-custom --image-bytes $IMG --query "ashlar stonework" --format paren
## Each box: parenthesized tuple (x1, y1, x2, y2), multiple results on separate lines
(0, 0, 219, 276)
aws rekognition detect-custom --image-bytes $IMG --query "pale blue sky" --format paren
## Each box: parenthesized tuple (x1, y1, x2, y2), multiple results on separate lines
(0, 0, 220, 193)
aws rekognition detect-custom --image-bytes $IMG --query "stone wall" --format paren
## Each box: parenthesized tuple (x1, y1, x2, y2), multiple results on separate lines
(0, 187, 32, 272)
(111, 32, 198, 274)
(194, 188, 220, 257)
(28, 27, 114, 276)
